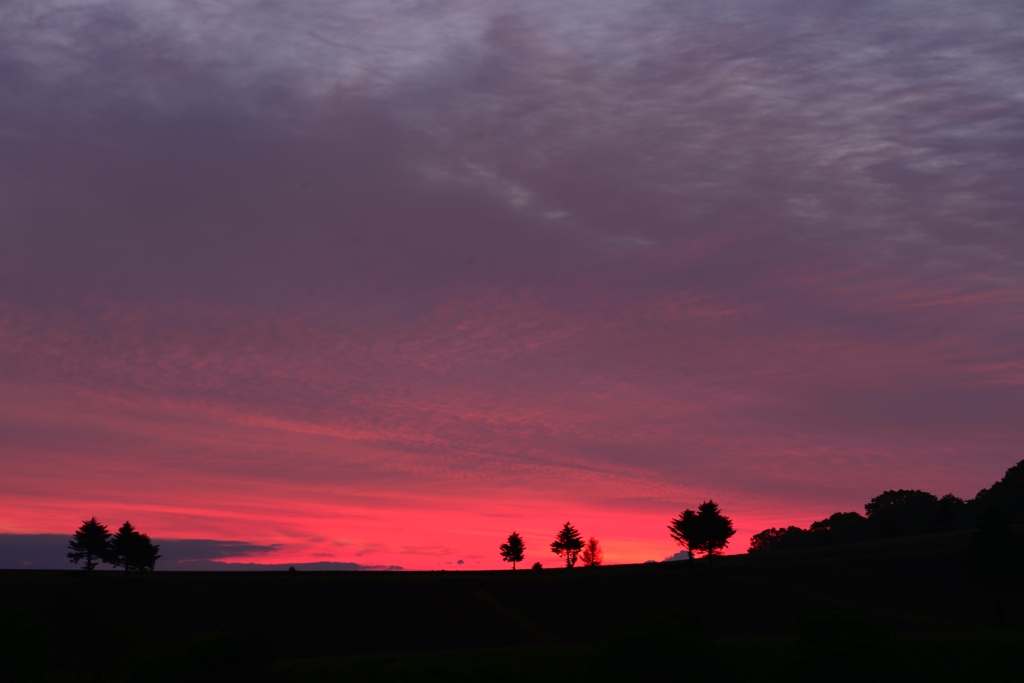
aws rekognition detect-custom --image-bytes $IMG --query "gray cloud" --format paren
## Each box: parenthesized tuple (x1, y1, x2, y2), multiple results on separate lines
(158, 538, 280, 564)
(3, 0, 1020, 289)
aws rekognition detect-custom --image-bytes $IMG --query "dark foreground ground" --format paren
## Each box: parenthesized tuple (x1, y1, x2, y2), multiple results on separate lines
(3, 529, 1023, 682)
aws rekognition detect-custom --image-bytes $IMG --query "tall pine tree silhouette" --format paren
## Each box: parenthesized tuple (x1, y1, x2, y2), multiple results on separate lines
(580, 537, 603, 567)
(550, 522, 585, 568)
(67, 517, 111, 571)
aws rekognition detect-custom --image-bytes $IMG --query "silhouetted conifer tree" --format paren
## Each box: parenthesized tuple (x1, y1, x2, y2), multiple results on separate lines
(531, 562, 543, 570)
(67, 517, 111, 571)
(550, 522, 584, 568)
(107, 521, 161, 573)
(580, 537, 603, 567)
(499, 531, 526, 569)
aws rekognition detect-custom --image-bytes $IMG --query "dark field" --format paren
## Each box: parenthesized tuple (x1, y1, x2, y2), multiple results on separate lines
(3, 530, 1023, 682)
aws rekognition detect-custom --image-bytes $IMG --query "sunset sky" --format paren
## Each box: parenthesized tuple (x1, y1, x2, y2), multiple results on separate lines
(1, 0, 1022, 570)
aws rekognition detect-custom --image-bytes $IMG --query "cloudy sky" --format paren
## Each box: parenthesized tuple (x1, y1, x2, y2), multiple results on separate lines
(1, 0, 1022, 569)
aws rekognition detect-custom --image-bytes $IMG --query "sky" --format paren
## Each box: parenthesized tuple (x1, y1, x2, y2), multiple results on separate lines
(1, 0, 1022, 570)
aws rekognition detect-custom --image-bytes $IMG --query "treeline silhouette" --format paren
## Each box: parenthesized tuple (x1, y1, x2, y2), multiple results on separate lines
(750, 459, 1024, 553)
(67, 517, 160, 572)
(64, 460, 1023, 573)
(499, 523, 604, 569)
(501, 503, 738, 571)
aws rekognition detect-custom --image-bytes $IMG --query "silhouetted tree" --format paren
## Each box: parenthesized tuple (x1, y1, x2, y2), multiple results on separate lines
(668, 509, 698, 560)
(531, 562, 543, 570)
(691, 500, 735, 565)
(809, 511, 870, 545)
(969, 459, 1024, 524)
(550, 522, 584, 568)
(749, 526, 809, 553)
(936, 493, 967, 529)
(746, 462, 1024, 554)
(500, 531, 526, 569)
(865, 489, 941, 537)
(67, 517, 111, 571)
(107, 521, 161, 573)
(963, 507, 1022, 626)
(580, 537, 603, 567)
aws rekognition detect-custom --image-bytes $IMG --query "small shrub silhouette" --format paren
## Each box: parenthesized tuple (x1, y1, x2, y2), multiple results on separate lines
(531, 562, 543, 570)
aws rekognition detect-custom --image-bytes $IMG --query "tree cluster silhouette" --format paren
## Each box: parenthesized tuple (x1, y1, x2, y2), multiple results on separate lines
(499, 523, 603, 569)
(749, 459, 1024, 553)
(67, 518, 161, 572)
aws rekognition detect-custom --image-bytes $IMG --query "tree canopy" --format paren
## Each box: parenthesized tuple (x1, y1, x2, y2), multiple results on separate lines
(67, 517, 111, 571)
(748, 459, 1024, 554)
(580, 537, 603, 567)
(668, 509, 698, 560)
(693, 501, 735, 559)
(107, 521, 161, 572)
(971, 460, 1024, 524)
(499, 531, 525, 569)
(669, 501, 735, 562)
(550, 522, 585, 568)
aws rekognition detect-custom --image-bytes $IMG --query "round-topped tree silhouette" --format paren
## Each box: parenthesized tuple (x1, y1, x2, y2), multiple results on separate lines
(669, 500, 735, 566)
(500, 531, 526, 569)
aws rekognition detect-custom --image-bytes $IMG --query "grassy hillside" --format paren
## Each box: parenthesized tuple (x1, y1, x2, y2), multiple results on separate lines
(2, 529, 1022, 681)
